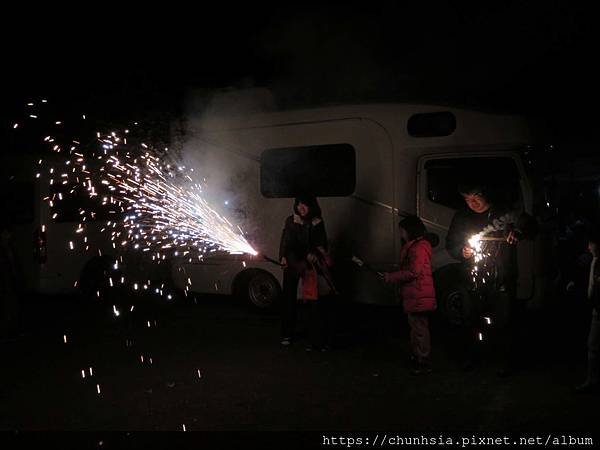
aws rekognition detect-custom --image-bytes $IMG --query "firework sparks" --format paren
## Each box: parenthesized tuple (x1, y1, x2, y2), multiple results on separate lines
(16, 104, 257, 287)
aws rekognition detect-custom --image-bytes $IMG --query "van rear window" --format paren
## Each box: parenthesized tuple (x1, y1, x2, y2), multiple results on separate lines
(260, 144, 356, 197)
(0, 181, 34, 224)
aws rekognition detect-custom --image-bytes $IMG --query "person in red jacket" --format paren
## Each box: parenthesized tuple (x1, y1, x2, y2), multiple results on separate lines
(384, 216, 437, 375)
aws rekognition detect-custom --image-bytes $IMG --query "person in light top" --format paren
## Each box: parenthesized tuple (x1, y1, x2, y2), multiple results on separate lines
(575, 231, 600, 393)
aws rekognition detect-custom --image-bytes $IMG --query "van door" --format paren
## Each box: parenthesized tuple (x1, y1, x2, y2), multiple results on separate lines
(417, 152, 535, 301)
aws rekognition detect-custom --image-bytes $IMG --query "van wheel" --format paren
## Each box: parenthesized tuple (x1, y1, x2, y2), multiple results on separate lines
(235, 269, 281, 311)
(442, 285, 472, 326)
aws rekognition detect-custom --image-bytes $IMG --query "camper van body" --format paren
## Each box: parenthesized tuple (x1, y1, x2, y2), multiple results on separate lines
(1, 152, 159, 297)
(170, 103, 545, 309)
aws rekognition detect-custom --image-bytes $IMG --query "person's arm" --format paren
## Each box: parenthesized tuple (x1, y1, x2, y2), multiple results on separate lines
(313, 219, 328, 251)
(506, 212, 539, 244)
(446, 212, 468, 261)
(279, 217, 291, 265)
(385, 242, 428, 284)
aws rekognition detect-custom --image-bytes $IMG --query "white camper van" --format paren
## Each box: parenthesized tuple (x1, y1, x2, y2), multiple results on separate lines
(171, 102, 549, 318)
(1, 152, 161, 299)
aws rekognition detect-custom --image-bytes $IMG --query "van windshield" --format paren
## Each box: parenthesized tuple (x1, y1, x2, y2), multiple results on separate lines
(425, 157, 522, 210)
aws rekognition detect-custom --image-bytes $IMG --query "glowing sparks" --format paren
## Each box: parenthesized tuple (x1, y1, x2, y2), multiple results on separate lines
(63, 334, 68, 344)
(96, 384, 101, 394)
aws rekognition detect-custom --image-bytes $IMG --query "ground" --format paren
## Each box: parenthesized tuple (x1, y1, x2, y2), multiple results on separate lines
(0, 292, 596, 439)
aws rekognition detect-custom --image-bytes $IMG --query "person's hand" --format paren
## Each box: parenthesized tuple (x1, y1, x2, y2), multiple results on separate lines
(383, 272, 392, 283)
(462, 246, 474, 259)
(307, 253, 318, 264)
(566, 281, 575, 292)
(280, 257, 288, 269)
(506, 230, 520, 245)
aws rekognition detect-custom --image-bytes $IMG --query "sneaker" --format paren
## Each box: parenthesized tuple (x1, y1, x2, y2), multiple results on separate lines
(280, 337, 292, 346)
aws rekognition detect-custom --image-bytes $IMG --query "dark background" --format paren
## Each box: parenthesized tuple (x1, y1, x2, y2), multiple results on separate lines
(1, 3, 599, 439)
(1, 3, 597, 148)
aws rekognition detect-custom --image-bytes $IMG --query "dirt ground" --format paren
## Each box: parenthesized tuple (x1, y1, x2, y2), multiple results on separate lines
(0, 292, 597, 437)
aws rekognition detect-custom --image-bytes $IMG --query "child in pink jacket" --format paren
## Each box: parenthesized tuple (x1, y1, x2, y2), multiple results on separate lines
(384, 216, 436, 375)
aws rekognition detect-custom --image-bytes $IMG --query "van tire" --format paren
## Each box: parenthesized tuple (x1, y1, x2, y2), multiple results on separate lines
(234, 269, 281, 311)
(434, 264, 472, 326)
(439, 285, 472, 326)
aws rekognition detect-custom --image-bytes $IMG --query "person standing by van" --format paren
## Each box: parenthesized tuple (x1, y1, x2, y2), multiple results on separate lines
(575, 231, 600, 393)
(384, 216, 436, 375)
(446, 181, 537, 375)
(279, 197, 332, 350)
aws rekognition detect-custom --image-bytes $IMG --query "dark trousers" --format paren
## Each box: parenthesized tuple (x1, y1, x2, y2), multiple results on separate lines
(458, 284, 521, 367)
(308, 298, 331, 348)
(281, 268, 330, 347)
(407, 312, 431, 364)
(586, 309, 600, 385)
(281, 268, 299, 339)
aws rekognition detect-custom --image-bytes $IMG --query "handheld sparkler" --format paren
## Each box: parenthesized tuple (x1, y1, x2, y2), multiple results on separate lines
(351, 256, 385, 279)
(260, 254, 284, 267)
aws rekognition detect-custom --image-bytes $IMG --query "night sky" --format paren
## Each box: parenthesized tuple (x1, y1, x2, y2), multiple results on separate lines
(1, 3, 597, 145)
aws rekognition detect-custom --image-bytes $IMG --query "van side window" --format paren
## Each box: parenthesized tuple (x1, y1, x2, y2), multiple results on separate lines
(425, 157, 522, 210)
(50, 183, 120, 222)
(0, 181, 34, 224)
(408, 112, 456, 137)
(260, 144, 356, 197)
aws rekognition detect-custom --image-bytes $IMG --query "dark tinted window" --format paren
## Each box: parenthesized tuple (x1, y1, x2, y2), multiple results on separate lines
(425, 157, 522, 210)
(408, 112, 456, 137)
(50, 183, 121, 222)
(260, 144, 356, 197)
(0, 181, 34, 224)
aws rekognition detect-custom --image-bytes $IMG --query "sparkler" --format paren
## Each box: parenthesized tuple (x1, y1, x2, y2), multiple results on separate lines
(15, 102, 258, 277)
(467, 233, 505, 288)
(11, 99, 257, 424)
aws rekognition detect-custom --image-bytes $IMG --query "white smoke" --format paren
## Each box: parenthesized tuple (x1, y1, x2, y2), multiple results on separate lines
(176, 88, 278, 248)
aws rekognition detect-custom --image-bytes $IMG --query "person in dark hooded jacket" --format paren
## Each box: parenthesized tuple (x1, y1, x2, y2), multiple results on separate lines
(279, 196, 332, 350)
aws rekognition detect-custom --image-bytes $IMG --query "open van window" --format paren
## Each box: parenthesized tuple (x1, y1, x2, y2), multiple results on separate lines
(0, 180, 34, 225)
(260, 144, 356, 198)
(425, 157, 522, 210)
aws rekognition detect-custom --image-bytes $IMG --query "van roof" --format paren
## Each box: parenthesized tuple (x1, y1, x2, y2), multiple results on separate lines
(197, 102, 529, 131)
